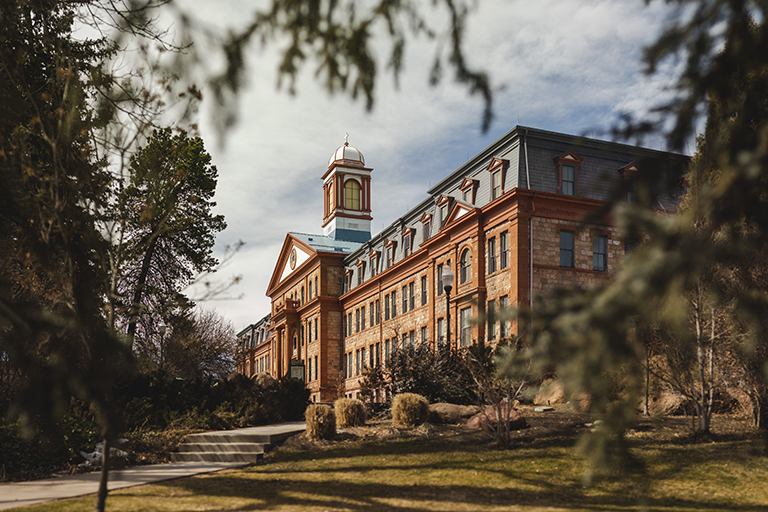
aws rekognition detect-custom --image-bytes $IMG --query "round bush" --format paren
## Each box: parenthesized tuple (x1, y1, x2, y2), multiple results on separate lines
(392, 393, 429, 427)
(305, 404, 335, 440)
(334, 398, 366, 428)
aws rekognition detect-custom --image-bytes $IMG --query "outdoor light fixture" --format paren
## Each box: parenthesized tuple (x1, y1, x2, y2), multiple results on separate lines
(442, 268, 455, 346)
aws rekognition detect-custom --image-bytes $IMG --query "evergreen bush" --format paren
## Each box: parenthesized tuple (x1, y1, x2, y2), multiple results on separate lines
(335, 398, 366, 427)
(392, 393, 429, 427)
(305, 404, 335, 440)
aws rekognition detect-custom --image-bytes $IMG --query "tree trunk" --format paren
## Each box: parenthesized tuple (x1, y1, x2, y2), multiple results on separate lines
(94, 436, 111, 512)
(126, 235, 158, 342)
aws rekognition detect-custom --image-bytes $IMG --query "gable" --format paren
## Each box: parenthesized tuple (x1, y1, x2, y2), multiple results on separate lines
(267, 234, 317, 295)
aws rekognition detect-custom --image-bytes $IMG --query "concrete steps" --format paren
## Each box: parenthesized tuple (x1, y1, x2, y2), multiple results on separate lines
(171, 422, 306, 464)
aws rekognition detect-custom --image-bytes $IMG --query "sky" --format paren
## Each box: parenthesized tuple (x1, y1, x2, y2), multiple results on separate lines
(167, 0, 686, 330)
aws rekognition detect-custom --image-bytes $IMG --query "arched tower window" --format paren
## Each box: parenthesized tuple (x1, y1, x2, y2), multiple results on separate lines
(460, 249, 472, 284)
(345, 180, 361, 210)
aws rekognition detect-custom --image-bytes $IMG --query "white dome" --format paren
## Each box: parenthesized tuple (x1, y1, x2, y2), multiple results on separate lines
(328, 142, 365, 168)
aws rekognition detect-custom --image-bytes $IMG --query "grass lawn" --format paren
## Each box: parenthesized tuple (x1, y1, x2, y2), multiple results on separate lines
(16, 412, 768, 512)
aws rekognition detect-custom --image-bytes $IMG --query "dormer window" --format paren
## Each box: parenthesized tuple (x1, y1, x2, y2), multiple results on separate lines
(369, 250, 379, 278)
(356, 259, 366, 285)
(555, 152, 582, 196)
(344, 268, 353, 293)
(436, 195, 452, 227)
(384, 239, 397, 269)
(421, 213, 432, 242)
(460, 178, 479, 204)
(402, 227, 414, 258)
(619, 163, 639, 203)
(487, 158, 508, 201)
(562, 165, 576, 195)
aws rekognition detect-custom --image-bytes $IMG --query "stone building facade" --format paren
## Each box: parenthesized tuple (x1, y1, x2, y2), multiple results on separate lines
(236, 126, 687, 402)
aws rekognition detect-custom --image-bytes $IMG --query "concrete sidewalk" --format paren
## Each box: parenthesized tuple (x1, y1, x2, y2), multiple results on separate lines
(0, 421, 306, 510)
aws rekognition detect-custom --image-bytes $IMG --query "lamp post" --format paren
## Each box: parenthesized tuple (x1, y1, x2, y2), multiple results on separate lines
(442, 268, 455, 347)
(158, 322, 167, 370)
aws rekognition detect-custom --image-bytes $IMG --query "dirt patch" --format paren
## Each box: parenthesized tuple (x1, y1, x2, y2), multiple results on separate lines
(276, 405, 762, 455)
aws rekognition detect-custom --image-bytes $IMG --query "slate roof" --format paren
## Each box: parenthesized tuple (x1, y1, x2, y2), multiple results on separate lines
(290, 232, 363, 254)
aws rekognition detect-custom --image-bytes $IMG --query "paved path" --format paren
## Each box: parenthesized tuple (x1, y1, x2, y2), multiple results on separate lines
(0, 422, 306, 510)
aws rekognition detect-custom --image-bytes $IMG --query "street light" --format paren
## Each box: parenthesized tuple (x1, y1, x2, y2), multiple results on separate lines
(442, 267, 455, 347)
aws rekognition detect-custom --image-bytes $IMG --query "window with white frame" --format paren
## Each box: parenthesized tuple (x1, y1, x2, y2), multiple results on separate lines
(460, 249, 472, 284)
(460, 307, 472, 347)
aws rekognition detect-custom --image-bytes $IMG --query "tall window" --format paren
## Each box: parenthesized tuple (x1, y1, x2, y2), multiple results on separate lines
(500, 295, 510, 338)
(314, 318, 318, 341)
(309, 281, 313, 300)
(463, 187, 472, 203)
(356, 309, 360, 333)
(345, 180, 361, 210)
(409, 282, 415, 310)
(421, 276, 427, 305)
(409, 330, 415, 348)
(560, 231, 575, 268)
(626, 174, 636, 204)
(593, 235, 607, 271)
(561, 164, 576, 195)
(460, 307, 472, 347)
(492, 169, 503, 200)
(386, 246, 393, 268)
(375, 299, 380, 324)
(391, 290, 397, 317)
(385, 340, 390, 364)
(487, 299, 496, 340)
(440, 204, 449, 226)
(437, 318, 444, 343)
(347, 313, 352, 336)
(460, 249, 472, 284)
(487, 237, 497, 274)
(437, 263, 444, 295)
(402, 285, 408, 313)
(421, 326, 428, 343)
(500, 231, 509, 268)
(361, 305, 366, 330)
(370, 302, 374, 327)
(357, 267, 363, 285)
(403, 232, 411, 257)
(423, 219, 432, 241)
(385, 295, 390, 320)
(315, 276, 318, 297)
(314, 355, 318, 380)
(328, 181, 334, 213)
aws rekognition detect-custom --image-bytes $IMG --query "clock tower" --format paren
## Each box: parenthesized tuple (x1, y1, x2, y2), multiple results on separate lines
(321, 136, 372, 242)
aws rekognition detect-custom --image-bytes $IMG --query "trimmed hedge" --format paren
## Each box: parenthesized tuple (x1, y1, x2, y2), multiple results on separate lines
(334, 398, 366, 428)
(392, 393, 429, 427)
(305, 405, 335, 440)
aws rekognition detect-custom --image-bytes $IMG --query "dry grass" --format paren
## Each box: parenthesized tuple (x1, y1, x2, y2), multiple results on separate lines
(15, 411, 768, 512)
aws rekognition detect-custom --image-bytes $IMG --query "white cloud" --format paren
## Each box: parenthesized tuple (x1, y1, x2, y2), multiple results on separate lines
(167, 0, 683, 329)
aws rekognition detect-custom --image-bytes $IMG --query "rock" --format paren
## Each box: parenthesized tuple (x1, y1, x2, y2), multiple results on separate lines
(428, 403, 481, 424)
(533, 379, 565, 406)
(467, 402, 527, 433)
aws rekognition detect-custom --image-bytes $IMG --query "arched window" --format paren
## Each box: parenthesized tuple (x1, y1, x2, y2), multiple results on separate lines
(460, 249, 472, 284)
(345, 180, 361, 210)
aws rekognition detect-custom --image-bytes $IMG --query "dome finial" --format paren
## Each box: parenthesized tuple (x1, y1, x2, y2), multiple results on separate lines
(344, 132, 349, 146)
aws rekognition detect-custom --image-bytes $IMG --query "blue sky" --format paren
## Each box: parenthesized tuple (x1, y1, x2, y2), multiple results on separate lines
(172, 0, 687, 329)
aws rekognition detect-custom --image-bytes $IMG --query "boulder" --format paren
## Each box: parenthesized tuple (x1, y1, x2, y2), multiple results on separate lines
(533, 378, 564, 406)
(467, 403, 527, 433)
(428, 403, 481, 424)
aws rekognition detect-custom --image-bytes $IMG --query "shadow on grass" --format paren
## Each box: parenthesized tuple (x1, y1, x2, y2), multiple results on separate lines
(148, 471, 768, 512)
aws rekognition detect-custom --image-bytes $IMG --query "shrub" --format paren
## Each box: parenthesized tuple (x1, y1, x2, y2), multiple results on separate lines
(305, 405, 335, 440)
(392, 393, 429, 427)
(335, 398, 366, 428)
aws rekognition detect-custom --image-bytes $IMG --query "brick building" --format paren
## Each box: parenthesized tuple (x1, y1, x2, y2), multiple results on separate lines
(236, 126, 687, 402)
